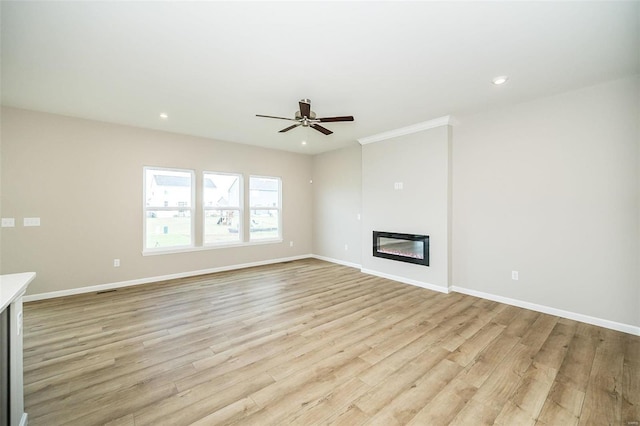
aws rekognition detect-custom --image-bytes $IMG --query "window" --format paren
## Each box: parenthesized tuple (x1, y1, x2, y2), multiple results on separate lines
(249, 176, 281, 241)
(203, 172, 243, 245)
(143, 168, 282, 253)
(144, 167, 194, 251)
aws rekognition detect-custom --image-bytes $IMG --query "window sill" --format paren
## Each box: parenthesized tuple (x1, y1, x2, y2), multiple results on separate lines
(142, 239, 283, 256)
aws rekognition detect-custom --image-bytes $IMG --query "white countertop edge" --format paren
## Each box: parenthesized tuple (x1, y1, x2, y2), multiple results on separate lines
(0, 272, 36, 312)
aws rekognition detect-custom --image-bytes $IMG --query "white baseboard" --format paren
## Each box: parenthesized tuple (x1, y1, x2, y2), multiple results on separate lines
(451, 285, 640, 337)
(360, 268, 449, 294)
(316, 256, 639, 336)
(311, 254, 361, 270)
(22, 254, 639, 337)
(23, 254, 313, 302)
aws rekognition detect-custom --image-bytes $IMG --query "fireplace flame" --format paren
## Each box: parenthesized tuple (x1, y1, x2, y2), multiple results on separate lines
(378, 248, 423, 259)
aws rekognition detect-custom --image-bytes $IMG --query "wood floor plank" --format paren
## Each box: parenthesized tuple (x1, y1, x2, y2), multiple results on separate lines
(578, 329, 625, 426)
(20, 258, 639, 425)
(447, 321, 505, 367)
(189, 397, 259, 426)
(536, 381, 584, 426)
(464, 342, 537, 420)
(366, 357, 463, 425)
(622, 336, 640, 424)
(459, 331, 521, 389)
(237, 345, 372, 425)
(103, 414, 135, 426)
(493, 363, 555, 425)
(324, 403, 370, 426)
(282, 377, 372, 425)
(406, 357, 481, 425)
(357, 325, 452, 387)
(449, 399, 503, 426)
(133, 372, 275, 426)
(494, 320, 578, 424)
(355, 347, 451, 415)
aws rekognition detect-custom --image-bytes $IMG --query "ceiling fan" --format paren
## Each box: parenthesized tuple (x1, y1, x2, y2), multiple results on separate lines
(256, 99, 354, 135)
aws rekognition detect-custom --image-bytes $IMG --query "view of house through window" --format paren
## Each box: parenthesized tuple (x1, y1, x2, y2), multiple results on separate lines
(250, 176, 281, 241)
(144, 168, 194, 250)
(144, 169, 281, 252)
(204, 172, 243, 245)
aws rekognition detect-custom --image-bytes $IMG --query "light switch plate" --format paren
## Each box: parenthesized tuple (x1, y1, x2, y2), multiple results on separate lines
(1, 218, 15, 227)
(24, 217, 41, 227)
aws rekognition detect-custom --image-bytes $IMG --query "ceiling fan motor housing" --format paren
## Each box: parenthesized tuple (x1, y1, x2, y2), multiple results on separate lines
(295, 110, 316, 120)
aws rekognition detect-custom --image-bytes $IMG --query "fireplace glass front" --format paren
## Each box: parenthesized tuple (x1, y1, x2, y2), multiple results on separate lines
(373, 231, 429, 266)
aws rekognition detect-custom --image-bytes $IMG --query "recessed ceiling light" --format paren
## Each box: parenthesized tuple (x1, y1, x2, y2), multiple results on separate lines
(301, 140, 307, 145)
(159, 113, 169, 120)
(492, 76, 509, 85)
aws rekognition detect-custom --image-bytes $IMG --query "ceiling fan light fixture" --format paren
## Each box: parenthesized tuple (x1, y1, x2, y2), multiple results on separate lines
(492, 76, 509, 85)
(256, 98, 354, 136)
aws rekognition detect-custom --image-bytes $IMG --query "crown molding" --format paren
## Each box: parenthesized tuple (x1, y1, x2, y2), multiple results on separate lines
(357, 115, 456, 145)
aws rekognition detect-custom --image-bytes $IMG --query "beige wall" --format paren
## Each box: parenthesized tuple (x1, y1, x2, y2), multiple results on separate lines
(311, 76, 638, 330)
(0, 107, 313, 295)
(311, 145, 362, 265)
(453, 75, 640, 327)
(361, 126, 452, 290)
(2, 75, 638, 330)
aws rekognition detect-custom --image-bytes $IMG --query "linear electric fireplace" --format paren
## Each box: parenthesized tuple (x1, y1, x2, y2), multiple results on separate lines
(373, 231, 429, 266)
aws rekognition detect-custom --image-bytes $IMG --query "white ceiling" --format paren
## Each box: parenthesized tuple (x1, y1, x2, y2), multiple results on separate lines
(1, 1, 638, 155)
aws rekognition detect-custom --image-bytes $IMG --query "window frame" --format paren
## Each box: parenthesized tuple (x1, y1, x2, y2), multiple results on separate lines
(143, 166, 196, 253)
(203, 171, 244, 247)
(249, 175, 282, 243)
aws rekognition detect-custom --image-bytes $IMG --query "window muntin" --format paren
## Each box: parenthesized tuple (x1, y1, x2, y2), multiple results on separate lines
(249, 176, 281, 241)
(144, 168, 195, 251)
(203, 172, 243, 245)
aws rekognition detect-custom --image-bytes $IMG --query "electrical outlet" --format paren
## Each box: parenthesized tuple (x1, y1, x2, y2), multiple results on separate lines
(1, 218, 15, 227)
(289, 241, 294, 247)
(511, 271, 519, 280)
(344, 244, 348, 251)
(114, 259, 120, 267)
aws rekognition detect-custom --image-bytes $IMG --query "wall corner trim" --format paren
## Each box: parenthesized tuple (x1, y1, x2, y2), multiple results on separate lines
(357, 115, 456, 145)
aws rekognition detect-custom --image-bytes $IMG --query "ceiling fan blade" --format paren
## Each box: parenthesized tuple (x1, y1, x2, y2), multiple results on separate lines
(279, 123, 302, 133)
(299, 100, 311, 118)
(256, 114, 297, 121)
(317, 116, 354, 123)
(311, 124, 333, 135)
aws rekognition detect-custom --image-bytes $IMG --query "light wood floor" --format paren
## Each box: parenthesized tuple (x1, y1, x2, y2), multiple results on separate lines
(23, 259, 639, 425)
